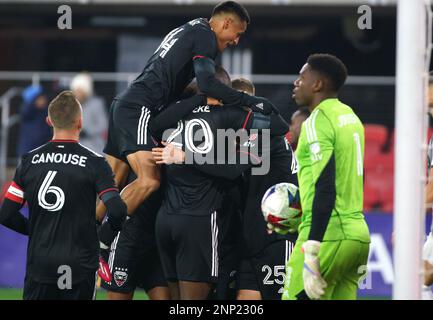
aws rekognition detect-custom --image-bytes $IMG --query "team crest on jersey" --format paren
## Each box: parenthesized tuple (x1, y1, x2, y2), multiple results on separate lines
(114, 268, 128, 287)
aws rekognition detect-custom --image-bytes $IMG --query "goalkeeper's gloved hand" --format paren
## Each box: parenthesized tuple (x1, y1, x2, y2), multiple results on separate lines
(302, 240, 327, 300)
(241, 94, 276, 115)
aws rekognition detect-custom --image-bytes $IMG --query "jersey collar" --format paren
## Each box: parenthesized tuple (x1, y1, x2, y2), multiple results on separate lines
(50, 139, 78, 143)
(317, 98, 339, 110)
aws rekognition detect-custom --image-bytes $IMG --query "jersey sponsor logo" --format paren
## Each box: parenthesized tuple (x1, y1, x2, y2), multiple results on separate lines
(113, 267, 128, 287)
(242, 133, 258, 148)
(31, 153, 87, 167)
(38, 171, 65, 212)
(192, 105, 211, 113)
(155, 27, 184, 59)
(338, 114, 359, 127)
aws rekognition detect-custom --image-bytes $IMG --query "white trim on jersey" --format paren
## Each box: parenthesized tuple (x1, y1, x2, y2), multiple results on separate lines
(137, 107, 150, 145)
(211, 211, 219, 278)
(78, 143, 103, 157)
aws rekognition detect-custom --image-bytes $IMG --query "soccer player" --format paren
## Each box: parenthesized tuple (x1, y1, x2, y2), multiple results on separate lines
(151, 68, 283, 300)
(0, 91, 127, 300)
(282, 54, 370, 300)
(98, 1, 276, 222)
(232, 79, 298, 301)
(289, 107, 310, 148)
(100, 171, 169, 300)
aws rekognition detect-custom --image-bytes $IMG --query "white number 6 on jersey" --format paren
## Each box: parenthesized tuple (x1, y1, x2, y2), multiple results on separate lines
(38, 171, 65, 212)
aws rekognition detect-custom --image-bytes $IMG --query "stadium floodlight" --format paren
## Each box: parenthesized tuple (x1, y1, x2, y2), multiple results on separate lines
(393, 0, 431, 300)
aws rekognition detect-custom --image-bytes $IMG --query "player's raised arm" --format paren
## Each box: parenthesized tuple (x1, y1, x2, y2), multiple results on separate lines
(194, 57, 274, 115)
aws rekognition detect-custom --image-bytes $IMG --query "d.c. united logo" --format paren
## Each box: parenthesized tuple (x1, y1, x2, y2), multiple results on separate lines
(114, 269, 128, 287)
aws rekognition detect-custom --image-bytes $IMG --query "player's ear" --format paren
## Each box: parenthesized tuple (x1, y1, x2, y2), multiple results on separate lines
(312, 79, 324, 93)
(77, 117, 83, 130)
(46, 116, 53, 127)
(223, 17, 231, 30)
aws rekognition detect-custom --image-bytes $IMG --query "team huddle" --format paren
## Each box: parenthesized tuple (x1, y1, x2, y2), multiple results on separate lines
(0, 1, 370, 300)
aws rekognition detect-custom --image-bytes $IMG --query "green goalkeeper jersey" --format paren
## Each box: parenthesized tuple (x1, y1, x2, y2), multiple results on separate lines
(296, 98, 370, 243)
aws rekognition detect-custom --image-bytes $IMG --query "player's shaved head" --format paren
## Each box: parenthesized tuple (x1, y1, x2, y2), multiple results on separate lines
(212, 1, 250, 24)
(48, 91, 82, 130)
(232, 78, 255, 95)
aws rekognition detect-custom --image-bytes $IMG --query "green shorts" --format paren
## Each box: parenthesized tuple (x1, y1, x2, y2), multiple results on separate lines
(282, 239, 370, 300)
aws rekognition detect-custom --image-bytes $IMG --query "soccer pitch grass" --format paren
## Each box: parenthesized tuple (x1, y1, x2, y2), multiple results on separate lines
(0, 288, 389, 300)
(0, 288, 149, 300)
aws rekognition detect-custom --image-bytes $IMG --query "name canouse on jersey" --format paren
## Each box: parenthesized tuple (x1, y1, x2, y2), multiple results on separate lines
(31, 153, 88, 167)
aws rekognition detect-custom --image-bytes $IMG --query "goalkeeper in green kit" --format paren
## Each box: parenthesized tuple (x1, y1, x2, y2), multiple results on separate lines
(281, 54, 370, 300)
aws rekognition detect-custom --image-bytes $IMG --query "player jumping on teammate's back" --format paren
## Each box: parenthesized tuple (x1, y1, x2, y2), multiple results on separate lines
(0, 91, 127, 300)
(282, 54, 370, 300)
(97, 1, 278, 229)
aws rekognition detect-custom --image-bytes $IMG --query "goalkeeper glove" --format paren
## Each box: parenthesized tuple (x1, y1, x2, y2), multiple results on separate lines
(302, 240, 327, 300)
(241, 94, 276, 115)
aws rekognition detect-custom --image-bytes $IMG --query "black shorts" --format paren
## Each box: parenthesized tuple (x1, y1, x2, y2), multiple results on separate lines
(156, 209, 221, 283)
(209, 190, 242, 300)
(100, 191, 167, 293)
(104, 99, 159, 160)
(23, 272, 97, 300)
(236, 239, 295, 300)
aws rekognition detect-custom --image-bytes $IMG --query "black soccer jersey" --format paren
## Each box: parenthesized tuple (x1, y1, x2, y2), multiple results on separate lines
(6, 140, 117, 284)
(161, 103, 254, 216)
(241, 136, 298, 257)
(116, 18, 219, 111)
